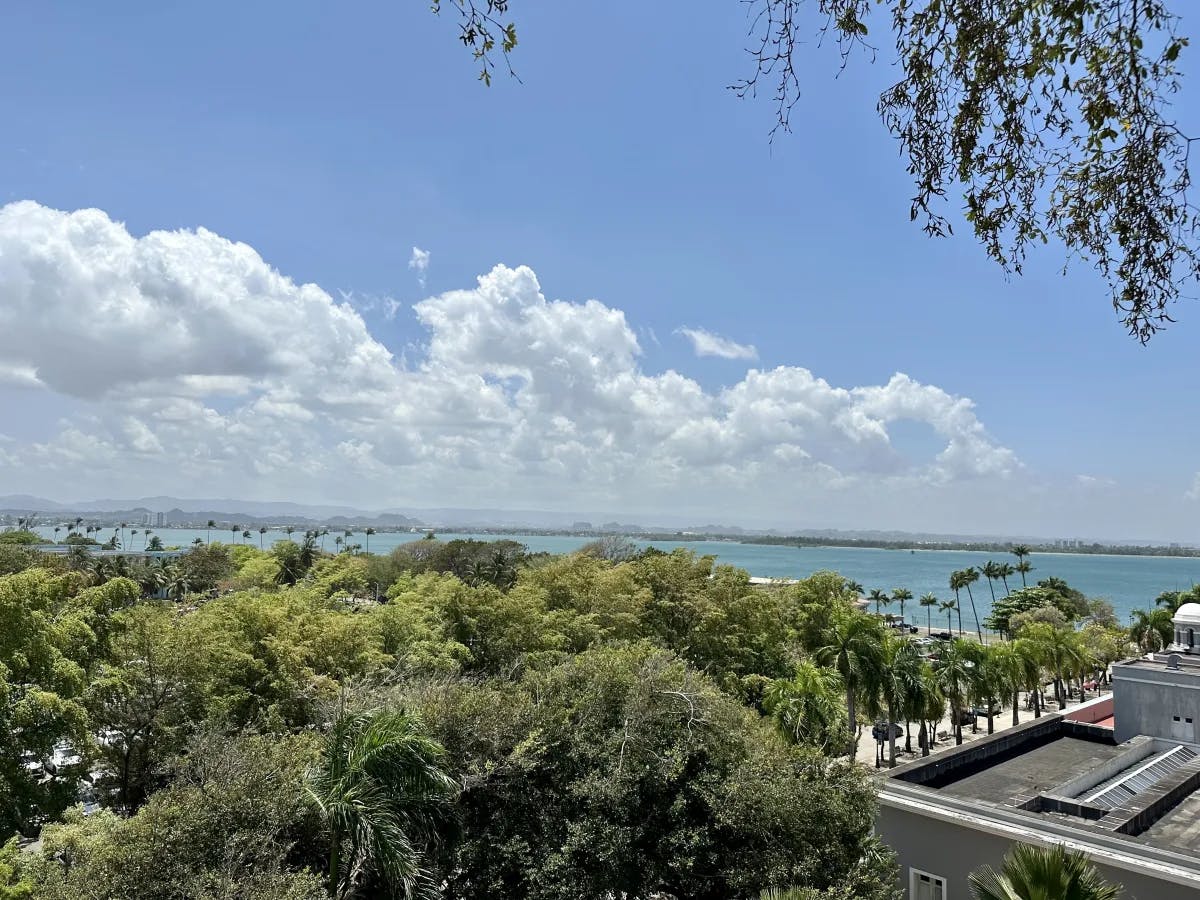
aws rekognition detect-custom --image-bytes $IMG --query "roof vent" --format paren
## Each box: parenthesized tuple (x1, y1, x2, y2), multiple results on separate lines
(1167, 654, 1183, 670)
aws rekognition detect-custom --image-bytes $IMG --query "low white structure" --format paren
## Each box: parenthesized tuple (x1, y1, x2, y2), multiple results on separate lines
(1172, 602, 1200, 654)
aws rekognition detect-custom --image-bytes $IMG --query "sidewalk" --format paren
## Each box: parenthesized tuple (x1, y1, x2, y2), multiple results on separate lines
(856, 689, 1108, 768)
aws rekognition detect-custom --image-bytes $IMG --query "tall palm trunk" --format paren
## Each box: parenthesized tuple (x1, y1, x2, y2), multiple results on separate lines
(887, 707, 897, 767)
(1012, 689, 1020, 726)
(846, 688, 858, 758)
(964, 583, 983, 642)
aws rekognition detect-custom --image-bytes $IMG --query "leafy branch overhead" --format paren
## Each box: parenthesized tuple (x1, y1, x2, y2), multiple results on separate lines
(431, 0, 519, 86)
(735, 0, 1195, 341)
(438, 1, 1198, 341)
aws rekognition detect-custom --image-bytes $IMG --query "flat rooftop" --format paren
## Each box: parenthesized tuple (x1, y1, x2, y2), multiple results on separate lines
(885, 714, 1200, 855)
(937, 736, 1126, 803)
(1139, 791, 1200, 852)
(1115, 654, 1200, 674)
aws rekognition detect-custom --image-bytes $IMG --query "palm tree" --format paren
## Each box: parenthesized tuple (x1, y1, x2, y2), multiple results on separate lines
(1155, 590, 1184, 613)
(165, 567, 192, 602)
(879, 636, 924, 766)
(892, 587, 913, 624)
(242, 529, 252, 544)
(1130, 608, 1173, 651)
(1026, 624, 1084, 708)
(969, 843, 1121, 900)
(916, 666, 945, 755)
(306, 708, 457, 900)
(971, 644, 1007, 734)
(259, 526, 268, 549)
(919, 593, 939, 633)
(996, 562, 1015, 595)
(53, 525, 61, 541)
(365, 527, 375, 553)
(335, 536, 344, 553)
(143, 528, 153, 550)
(816, 610, 885, 757)
(988, 642, 1026, 727)
(981, 561, 1000, 605)
(1011, 636, 1045, 717)
(286, 525, 296, 540)
(1010, 545, 1032, 585)
(939, 599, 958, 635)
(935, 639, 973, 745)
(844, 579, 864, 598)
(766, 659, 847, 755)
(875, 635, 905, 767)
(868, 588, 890, 617)
(231, 524, 240, 544)
(130, 528, 139, 548)
(321, 527, 330, 550)
(958, 567, 984, 642)
(207, 519, 216, 544)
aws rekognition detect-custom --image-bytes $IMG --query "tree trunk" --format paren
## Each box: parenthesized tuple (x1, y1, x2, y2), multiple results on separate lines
(919, 720, 929, 756)
(846, 689, 858, 758)
(965, 584, 983, 642)
(1012, 690, 1020, 727)
(888, 710, 897, 767)
(986, 710, 994, 735)
(904, 719, 913, 754)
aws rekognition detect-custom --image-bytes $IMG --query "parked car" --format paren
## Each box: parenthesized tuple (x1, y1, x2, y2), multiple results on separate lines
(871, 721, 904, 741)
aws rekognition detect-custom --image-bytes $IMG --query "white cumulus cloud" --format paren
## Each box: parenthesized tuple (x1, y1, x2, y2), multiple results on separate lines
(0, 202, 1022, 525)
(408, 246, 431, 289)
(677, 326, 758, 360)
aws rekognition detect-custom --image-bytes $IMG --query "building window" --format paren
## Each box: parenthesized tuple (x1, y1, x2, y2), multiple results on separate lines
(910, 868, 947, 900)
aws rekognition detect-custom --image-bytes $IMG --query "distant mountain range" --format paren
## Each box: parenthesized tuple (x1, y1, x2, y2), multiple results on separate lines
(0, 494, 1187, 547)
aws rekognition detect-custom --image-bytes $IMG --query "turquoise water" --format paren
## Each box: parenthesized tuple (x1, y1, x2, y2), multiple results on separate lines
(33, 527, 1199, 623)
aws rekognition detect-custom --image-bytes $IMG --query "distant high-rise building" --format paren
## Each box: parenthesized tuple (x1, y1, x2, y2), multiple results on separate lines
(155, 511, 164, 527)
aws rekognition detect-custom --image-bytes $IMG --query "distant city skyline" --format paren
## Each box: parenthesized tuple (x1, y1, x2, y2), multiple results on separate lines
(2, 4, 1200, 540)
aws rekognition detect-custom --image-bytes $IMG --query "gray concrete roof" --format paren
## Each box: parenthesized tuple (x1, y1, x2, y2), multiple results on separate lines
(1116, 655, 1200, 674)
(1138, 790, 1200, 852)
(938, 737, 1128, 803)
(884, 717, 1200, 857)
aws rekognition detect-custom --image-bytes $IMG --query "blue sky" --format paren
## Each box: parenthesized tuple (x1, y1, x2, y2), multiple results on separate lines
(1, 1, 1198, 540)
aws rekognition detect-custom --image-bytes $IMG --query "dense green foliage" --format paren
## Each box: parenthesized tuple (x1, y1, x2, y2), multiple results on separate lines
(0, 540, 905, 899)
(970, 843, 1122, 900)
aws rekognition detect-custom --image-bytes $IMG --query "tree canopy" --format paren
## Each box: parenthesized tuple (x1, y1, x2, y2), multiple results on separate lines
(439, 0, 1197, 340)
